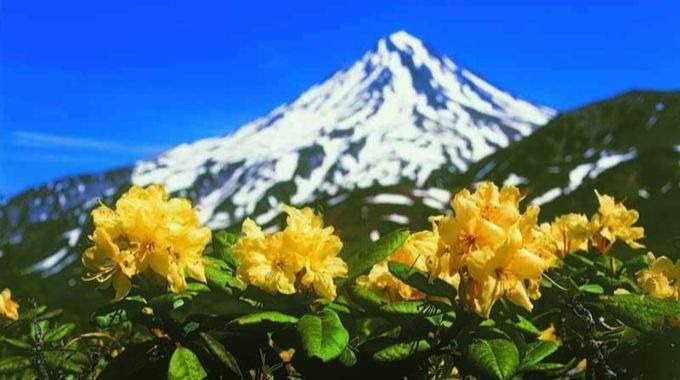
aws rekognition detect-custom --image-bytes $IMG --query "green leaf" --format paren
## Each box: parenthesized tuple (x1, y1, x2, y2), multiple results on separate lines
(45, 350, 89, 373)
(372, 339, 431, 362)
(467, 339, 520, 380)
(149, 292, 194, 311)
(199, 332, 242, 378)
(348, 284, 388, 310)
(36, 308, 63, 321)
(599, 294, 680, 334)
(92, 299, 145, 328)
(380, 300, 448, 316)
(342, 229, 410, 281)
(30, 320, 50, 342)
(624, 254, 651, 271)
(168, 347, 207, 380)
(18, 305, 48, 321)
(338, 347, 357, 367)
(44, 322, 76, 342)
(204, 256, 247, 294)
(213, 231, 240, 268)
(0, 356, 31, 374)
(387, 261, 457, 298)
(578, 284, 604, 294)
(519, 341, 558, 369)
(327, 301, 351, 315)
(521, 362, 564, 372)
(297, 309, 349, 362)
(232, 311, 299, 326)
(513, 315, 541, 336)
(0, 336, 32, 350)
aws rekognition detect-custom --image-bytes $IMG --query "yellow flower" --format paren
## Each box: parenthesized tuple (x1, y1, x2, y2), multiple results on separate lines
(357, 230, 439, 301)
(466, 227, 548, 317)
(233, 219, 303, 295)
(233, 205, 347, 299)
(436, 186, 506, 274)
(432, 182, 550, 317)
(471, 182, 523, 229)
(636, 253, 680, 300)
(0, 288, 19, 321)
(590, 191, 644, 253)
(530, 213, 591, 261)
(552, 214, 590, 255)
(83, 185, 211, 300)
(538, 324, 561, 345)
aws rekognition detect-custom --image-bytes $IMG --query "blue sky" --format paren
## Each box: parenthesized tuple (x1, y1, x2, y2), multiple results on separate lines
(2, 1, 679, 198)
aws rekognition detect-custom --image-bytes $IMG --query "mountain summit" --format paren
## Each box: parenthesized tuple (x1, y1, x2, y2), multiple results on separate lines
(1, 31, 554, 280)
(131, 30, 554, 229)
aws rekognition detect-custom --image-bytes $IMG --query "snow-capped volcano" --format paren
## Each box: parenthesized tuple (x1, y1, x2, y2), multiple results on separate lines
(131, 30, 554, 229)
(0, 31, 554, 279)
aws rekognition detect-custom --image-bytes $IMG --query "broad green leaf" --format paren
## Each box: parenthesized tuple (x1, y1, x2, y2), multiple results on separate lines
(0, 356, 31, 374)
(199, 332, 242, 378)
(513, 315, 541, 336)
(213, 231, 240, 268)
(467, 339, 520, 380)
(578, 284, 604, 294)
(519, 341, 558, 369)
(342, 229, 410, 281)
(232, 311, 299, 326)
(372, 339, 431, 362)
(380, 300, 448, 316)
(204, 256, 247, 294)
(348, 284, 388, 310)
(599, 294, 680, 334)
(388, 261, 457, 298)
(169, 347, 207, 380)
(44, 322, 76, 342)
(297, 309, 349, 362)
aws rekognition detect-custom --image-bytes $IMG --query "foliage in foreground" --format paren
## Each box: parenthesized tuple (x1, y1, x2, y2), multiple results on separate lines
(2, 183, 680, 379)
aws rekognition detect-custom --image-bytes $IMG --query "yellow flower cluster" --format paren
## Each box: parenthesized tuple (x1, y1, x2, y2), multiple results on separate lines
(0, 288, 19, 321)
(544, 213, 591, 258)
(429, 182, 551, 317)
(636, 253, 680, 300)
(356, 230, 445, 301)
(590, 191, 645, 253)
(357, 183, 646, 318)
(82, 185, 211, 301)
(233, 205, 347, 299)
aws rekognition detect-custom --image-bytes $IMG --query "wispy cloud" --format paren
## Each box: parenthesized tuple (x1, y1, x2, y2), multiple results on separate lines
(11, 131, 168, 156)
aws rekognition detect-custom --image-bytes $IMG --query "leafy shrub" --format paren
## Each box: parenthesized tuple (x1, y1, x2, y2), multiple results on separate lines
(2, 183, 680, 379)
